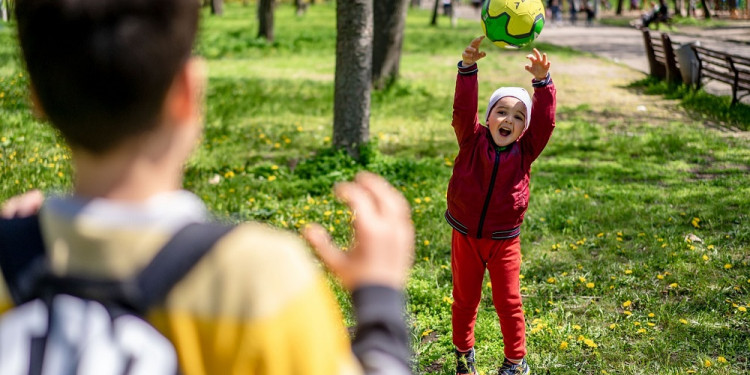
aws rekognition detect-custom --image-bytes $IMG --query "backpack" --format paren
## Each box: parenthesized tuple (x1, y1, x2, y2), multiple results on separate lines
(0, 216, 233, 375)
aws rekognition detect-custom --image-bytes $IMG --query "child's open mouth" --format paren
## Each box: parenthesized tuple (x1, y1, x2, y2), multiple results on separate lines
(498, 127, 512, 137)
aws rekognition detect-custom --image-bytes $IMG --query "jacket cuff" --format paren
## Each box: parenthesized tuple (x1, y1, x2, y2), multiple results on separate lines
(458, 61, 478, 75)
(532, 73, 552, 87)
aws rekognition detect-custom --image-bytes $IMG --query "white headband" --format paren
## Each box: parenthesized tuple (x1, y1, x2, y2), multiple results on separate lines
(485, 87, 532, 132)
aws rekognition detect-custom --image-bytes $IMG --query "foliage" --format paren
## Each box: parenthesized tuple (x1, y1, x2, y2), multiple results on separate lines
(1, 3, 749, 374)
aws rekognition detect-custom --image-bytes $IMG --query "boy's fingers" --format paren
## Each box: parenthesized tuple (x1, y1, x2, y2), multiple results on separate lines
(335, 180, 377, 225)
(478, 51, 486, 59)
(354, 172, 410, 219)
(470, 35, 485, 48)
(303, 224, 347, 278)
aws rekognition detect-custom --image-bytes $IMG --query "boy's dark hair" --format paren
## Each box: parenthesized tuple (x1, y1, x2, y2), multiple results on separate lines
(16, 0, 200, 154)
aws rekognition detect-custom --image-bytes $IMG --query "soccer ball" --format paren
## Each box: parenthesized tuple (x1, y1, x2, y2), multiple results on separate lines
(481, 0, 545, 49)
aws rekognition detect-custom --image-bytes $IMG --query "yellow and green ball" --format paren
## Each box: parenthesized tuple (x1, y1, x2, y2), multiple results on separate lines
(481, 0, 545, 49)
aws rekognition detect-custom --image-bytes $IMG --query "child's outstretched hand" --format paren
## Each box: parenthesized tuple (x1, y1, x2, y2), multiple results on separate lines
(462, 36, 486, 66)
(525, 48, 551, 80)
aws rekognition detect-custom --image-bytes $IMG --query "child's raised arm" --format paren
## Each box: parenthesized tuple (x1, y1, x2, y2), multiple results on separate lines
(462, 36, 487, 66)
(524, 48, 551, 80)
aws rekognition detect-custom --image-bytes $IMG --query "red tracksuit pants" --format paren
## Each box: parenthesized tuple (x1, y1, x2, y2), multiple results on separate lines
(451, 229, 526, 360)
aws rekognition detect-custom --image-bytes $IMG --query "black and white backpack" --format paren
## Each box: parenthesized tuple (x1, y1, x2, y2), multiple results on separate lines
(0, 216, 233, 375)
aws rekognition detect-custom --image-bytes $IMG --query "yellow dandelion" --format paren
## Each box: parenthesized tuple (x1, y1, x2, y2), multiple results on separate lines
(421, 329, 433, 337)
(559, 341, 569, 350)
(271, 165, 279, 170)
(579, 276, 586, 283)
(486, 282, 492, 288)
(414, 198, 422, 204)
(657, 274, 665, 280)
(583, 339, 597, 348)
(647, 322, 655, 327)
(704, 359, 711, 367)
(547, 277, 556, 284)
(597, 233, 604, 237)
(724, 263, 732, 269)
(577, 335, 585, 341)
(679, 319, 688, 324)
(267, 175, 277, 181)
(441, 265, 449, 270)
(323, 136, 331, 142)
(648, 313, 655, 318)
(637, 328, 646, 334)
(324, 211, 332, 216)
(669, 283, 678, 288)
(623, 311, 632, 316)
(424, 197, 432, 202)
(738, 306, 747, 312)
(519, 274, 525, 279)
(609, 323, 617, 329)
(702, 255, 709, 261)
(423, 240, 430, 246)
(622, 300, 632, 308)
(586, 282, 595, 289)
(573, 325, 581, 330)
(624, 269, 633, 274)
(443, 296, 454, 304)
(717, 356, 727, 363)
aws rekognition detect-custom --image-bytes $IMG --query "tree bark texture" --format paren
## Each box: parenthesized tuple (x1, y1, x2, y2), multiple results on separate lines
(431, 0, 440, 25)
(700, 0, 710, 19)
(258, 0, 275, 41)
(372, 0, 409, 89)
(211, 0, 223, 16)
(334, 0, 373, 159)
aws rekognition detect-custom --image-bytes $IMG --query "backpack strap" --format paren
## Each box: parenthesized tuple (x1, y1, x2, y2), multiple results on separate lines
(130, 222, 235, 313)
(0, 215, 46, 304)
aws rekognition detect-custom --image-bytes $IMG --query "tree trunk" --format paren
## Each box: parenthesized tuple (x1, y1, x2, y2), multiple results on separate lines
(258, 0, 275, 42)
(616, 0, 624, 15)
(431, 0, 440, 25)
(700, 0, 710, 18)
(211, 0, 223, 15)
(372, 0, 409, 89)
(1, 0, 7, 23)
(674, 0, 682, 16)
(334, 0, 373, 160)
(295, 0, 308, 15)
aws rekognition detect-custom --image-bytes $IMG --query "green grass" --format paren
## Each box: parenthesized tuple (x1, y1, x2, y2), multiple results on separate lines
(1, 3, 749, 374)
(630, 76, 750, 131)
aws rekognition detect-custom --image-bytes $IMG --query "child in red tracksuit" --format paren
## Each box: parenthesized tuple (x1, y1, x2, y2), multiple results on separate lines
(446, 36, 556, 375)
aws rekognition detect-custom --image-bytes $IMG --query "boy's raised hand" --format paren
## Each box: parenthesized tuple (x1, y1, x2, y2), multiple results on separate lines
(525, 48, 551, 80)
(303, 172, 414, 291)
(462, 36, 486, 67)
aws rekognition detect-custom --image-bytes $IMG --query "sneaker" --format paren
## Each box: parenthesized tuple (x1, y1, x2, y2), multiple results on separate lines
(497, 358, 530, 375)
(455, 347, 478, 375)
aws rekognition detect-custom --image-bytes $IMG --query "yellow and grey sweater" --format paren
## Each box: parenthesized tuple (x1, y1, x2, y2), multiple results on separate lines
(0, 191, 409, 375)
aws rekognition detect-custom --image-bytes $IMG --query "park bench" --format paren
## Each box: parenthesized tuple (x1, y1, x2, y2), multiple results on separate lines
(690, 45, 750, 106)
(641, 28, 681, 83)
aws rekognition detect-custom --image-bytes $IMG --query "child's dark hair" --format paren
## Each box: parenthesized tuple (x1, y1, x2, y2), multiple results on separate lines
(16, 0, 200, 153)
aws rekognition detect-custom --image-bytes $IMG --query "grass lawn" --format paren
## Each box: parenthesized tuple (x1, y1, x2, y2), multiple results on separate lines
(1, 3, 749, 374)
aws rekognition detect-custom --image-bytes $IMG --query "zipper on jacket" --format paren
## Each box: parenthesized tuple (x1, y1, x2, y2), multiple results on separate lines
(476, 148, 501, 238)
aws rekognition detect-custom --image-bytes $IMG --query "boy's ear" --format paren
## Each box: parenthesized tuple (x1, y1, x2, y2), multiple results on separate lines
(164, 57, 207, 127)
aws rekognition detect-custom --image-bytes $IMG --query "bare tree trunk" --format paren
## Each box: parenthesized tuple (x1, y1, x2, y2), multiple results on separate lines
(258, 0, 275, 42)
(700, 0, 710, 18)
(1, 0, 7, 23)
(372, 0, 409, 89)
(334, 0, 373, 160)
(211, 0, 223, 15)
(616, 0, 624, 15)
(431, 0, 440, 25)
(295, 0, 308, 15)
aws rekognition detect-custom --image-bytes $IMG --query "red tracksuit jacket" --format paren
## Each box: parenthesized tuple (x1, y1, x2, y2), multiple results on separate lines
(445, 63, 556, 239)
